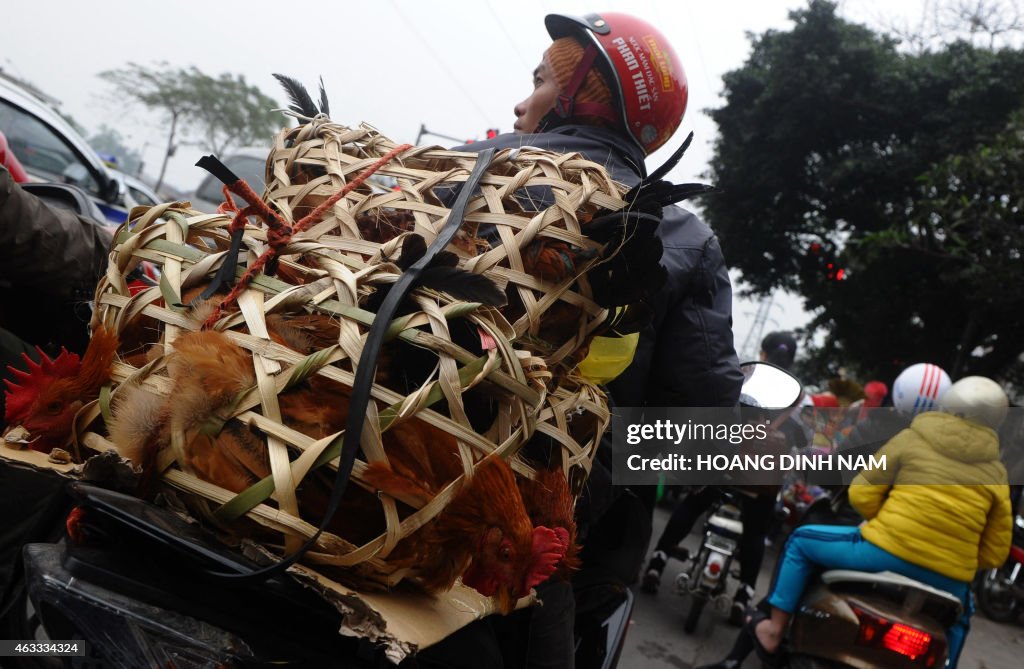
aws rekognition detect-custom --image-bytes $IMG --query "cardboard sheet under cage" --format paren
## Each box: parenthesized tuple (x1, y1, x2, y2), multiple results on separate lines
(0, 446, 533, 662)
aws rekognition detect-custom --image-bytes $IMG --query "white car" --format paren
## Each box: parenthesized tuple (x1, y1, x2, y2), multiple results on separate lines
(0, 75, 156, 224)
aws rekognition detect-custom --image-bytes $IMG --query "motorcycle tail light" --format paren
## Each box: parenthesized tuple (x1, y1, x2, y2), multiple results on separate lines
(704, 552, 726, 580)
(882, 623, 931, 660)
(1010, 545, 1024, 563)
(853, 606, 940, 665)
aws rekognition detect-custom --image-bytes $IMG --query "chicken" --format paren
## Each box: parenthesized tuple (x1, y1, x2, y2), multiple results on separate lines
(104, 315, 565, 610)
(3, 327, 118, 455)
(517, 465, 581, 579)
(363, 453, 567, 614)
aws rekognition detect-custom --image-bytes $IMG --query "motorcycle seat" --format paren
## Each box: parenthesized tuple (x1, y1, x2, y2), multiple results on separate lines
(707, 514, 743, 538)
(821, 569, 963, 624)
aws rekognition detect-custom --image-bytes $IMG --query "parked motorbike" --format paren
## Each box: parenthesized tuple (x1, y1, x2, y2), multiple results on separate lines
(975, 512, 1024, 624)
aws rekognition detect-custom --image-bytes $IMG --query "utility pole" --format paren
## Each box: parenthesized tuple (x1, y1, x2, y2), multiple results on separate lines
(739, 295, 777, 361)
(416, 124, 468, 146)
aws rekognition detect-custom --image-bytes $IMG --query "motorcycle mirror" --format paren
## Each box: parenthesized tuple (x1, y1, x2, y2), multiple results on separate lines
(739, 361, 803, 409)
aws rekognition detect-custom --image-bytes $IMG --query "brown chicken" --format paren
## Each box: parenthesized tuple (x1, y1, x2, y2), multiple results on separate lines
(362, 437, 568, 614)
(517, 465, 581, 579)
(2, 327, 119, 455)
(102, 322, 566, 612)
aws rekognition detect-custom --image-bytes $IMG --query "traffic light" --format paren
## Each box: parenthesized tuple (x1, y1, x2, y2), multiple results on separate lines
(486, 128, 499, 139)
(807, 242, 847, 281)
(825, 263, 847, 281)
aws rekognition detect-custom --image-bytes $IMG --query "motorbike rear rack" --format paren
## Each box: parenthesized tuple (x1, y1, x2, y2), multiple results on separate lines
(822, 569, 963, 626)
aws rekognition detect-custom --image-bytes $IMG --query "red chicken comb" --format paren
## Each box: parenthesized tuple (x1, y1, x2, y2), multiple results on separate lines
(523, 525, 569, 594)
(3, 347, 82, 425)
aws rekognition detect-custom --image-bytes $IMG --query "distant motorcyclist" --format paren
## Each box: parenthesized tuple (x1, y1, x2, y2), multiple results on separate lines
(641, 332, 797, 625)
(698, 364, 999, 669)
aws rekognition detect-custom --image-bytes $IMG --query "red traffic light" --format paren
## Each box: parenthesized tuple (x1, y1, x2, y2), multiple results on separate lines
(486, 128, 499, 139)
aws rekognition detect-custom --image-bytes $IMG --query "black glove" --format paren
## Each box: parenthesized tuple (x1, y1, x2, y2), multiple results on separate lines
(584, 209, 666, 307)
(583, 132, 715, 309)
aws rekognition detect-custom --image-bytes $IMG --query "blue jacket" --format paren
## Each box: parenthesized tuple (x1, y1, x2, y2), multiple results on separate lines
(454, 125, 742, 409)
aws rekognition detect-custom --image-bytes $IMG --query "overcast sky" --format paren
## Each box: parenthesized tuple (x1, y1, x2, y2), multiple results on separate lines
(5, 0, 929, 359)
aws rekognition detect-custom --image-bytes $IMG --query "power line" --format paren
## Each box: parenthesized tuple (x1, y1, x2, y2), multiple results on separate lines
(482, 0, 534, 71)
(388, 0, 493, 127)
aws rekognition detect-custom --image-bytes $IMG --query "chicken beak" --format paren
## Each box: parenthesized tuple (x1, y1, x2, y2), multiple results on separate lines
(495, 587, 516, 615)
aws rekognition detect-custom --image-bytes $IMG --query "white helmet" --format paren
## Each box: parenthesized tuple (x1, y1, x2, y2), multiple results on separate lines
(940, 376, 1009, 431)
(892, 363, 951, 416)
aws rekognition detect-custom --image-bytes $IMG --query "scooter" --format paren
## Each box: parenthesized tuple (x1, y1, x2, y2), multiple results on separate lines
(4, 480, 391, 668)
(785, 569, 961, 668)
(695, 368, 960, 669)
(975, 512, 1024, 624)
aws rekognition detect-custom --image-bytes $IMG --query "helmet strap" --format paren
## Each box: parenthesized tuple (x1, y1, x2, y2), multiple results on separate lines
(538, 44, 619, 132)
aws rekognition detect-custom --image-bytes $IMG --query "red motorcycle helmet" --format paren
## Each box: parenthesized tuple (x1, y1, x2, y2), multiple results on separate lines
(544, 12, 688, 155)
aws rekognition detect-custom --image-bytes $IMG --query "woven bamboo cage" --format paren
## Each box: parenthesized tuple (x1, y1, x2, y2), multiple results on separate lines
(79, 117, 623, 589)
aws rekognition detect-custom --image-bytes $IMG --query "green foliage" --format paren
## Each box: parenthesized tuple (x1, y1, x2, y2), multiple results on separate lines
(99, 63, 279, 155)
(99, 63, 279, 189)
(89, 125, 143, 175)
(705, 0, 1024, 382)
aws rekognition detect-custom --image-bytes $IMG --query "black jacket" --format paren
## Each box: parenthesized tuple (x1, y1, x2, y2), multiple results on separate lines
(0, 165, 113, 370)
(454, 125, 742, 408)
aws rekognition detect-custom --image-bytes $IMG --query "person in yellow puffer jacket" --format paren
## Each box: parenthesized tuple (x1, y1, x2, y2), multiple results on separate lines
(746, 376, 1012, 669)
(850, 410, 1011, 582)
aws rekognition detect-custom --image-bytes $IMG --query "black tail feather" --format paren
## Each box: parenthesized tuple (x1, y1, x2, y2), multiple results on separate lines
(396, 233, 427, 269)
(633, 182, 716, 211)
(273, 73, 321, 118)
(318, 76, 330, 118)
(418, 266, 507, 307)
(645, 131, 694, 184)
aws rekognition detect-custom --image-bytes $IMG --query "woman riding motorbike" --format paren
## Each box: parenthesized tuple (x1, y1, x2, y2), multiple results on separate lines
(746, 375, 1012, 668)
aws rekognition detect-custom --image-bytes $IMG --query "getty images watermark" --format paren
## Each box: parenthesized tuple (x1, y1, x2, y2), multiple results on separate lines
(611, 407, 1024, 486)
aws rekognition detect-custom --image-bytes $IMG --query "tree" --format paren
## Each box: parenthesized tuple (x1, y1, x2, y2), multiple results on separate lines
(704, 0, 1024, 383)
(89, 125, 143, 176)
(99, 63, 279, 190)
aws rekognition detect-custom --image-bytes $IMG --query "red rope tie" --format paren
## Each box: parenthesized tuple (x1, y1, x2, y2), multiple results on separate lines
(217, 184, 240, 214)
(202, 143, 412, 329)
(292, 143, 412, 235)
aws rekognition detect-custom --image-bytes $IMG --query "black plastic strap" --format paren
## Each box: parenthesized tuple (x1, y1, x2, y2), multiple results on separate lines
(195, 227, 245, 303)
(203, 148, 496, 581)
(193, 155, 245, 302)
(196, 155, 240, 186)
